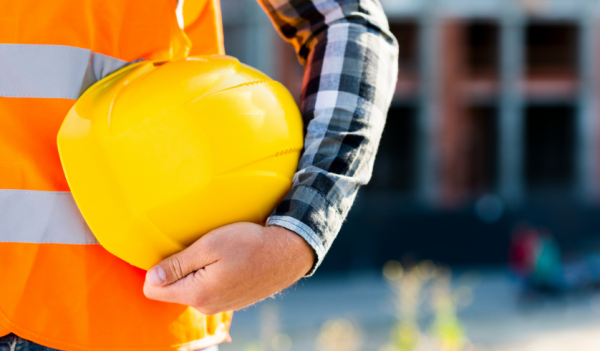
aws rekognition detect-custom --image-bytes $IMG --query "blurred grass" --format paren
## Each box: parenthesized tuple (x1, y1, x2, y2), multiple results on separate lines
(379, 261, 471, 351)
(235, 261, 474, 351)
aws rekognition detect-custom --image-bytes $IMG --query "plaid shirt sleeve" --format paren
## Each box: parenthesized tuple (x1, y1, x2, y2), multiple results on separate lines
(257, 0, 399, 274)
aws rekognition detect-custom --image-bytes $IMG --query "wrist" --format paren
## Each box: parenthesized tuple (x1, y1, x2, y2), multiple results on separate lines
(266, 225, 316, 276)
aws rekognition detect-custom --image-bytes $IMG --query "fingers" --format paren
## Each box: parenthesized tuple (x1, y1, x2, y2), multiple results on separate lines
(143, 222, 306, 315)
(143, 232, 224, 308)
(146, 237, 217, 287)
(144, 260, 247, 315)
(144, 264, 214, 309)
(146, 252, 189, 287)
(143, 234, 242, 310)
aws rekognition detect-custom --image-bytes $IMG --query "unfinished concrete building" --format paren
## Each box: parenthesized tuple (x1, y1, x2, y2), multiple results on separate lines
(222, 0, 600, 270)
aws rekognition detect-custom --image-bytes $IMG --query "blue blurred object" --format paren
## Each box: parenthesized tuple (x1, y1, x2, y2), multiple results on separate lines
(509, 223, 600, 295)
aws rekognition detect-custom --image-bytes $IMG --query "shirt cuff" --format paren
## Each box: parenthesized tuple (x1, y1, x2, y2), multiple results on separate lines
(266, 185, 343, 276)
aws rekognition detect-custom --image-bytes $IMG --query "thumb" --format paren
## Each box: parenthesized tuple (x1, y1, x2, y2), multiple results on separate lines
(145, 243, 206, 287)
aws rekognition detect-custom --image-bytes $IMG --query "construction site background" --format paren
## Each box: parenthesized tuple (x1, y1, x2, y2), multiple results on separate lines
(218, 0, 600, 350)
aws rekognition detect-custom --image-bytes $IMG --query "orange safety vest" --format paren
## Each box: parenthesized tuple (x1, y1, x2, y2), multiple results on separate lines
(0, 1, 232, 350)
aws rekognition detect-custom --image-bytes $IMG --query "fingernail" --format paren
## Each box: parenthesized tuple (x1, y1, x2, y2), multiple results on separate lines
(146, 266, 166, 286)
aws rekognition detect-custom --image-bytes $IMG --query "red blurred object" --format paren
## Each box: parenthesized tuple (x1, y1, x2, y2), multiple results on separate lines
(509, 223, 540, 278)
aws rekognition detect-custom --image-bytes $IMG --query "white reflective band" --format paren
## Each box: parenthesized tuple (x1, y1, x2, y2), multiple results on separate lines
(0, 44, 131, 100)
(0, 190, 99, 245)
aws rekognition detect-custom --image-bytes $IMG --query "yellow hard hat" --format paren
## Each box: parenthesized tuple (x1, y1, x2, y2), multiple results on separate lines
(57, 56, 303, 270)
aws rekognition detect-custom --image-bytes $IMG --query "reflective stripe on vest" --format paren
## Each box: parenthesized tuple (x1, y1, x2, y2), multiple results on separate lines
(0, 190, 98, 244)
(0, 44, 131, 100)
(0, 0, 230, 349)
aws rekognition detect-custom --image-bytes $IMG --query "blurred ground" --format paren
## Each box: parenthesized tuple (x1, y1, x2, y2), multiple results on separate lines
(220, 269, 600, 351)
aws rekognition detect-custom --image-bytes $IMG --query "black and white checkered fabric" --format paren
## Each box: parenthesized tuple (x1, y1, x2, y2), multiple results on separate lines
(260, 0, 399, 274)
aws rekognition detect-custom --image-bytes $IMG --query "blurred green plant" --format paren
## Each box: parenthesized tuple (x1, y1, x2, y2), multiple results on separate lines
(520, 0, 548, 13)
(241, 261, 473, 351)
(242, 303, 292, 351)
(316, 318, 363, 351)
(379, 261, 471, 351)
(243, 342, 264, 351)
(429, 268, 466, 351)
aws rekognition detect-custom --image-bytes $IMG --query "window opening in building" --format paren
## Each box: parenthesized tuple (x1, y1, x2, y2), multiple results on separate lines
(466, 105, 498, 193)
(465, 22, 499, 77)
(390, 22, 419, 74)
(525, 105, 576, 192)
(525, 22, 579, 77)
(444, 105, 498, 201)
(368, 105, 416, 192)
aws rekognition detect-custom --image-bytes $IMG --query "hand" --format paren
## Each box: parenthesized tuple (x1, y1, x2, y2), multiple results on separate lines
(143, 222, 316, 315)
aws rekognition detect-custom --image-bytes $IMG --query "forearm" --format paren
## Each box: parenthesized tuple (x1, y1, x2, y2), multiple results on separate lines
(258, 0, 399, 274)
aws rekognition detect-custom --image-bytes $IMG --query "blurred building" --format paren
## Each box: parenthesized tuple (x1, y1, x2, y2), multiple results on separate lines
(220, 0, 600, 272)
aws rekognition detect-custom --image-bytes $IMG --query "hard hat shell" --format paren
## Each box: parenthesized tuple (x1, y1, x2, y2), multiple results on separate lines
(57, 56, 303, 270)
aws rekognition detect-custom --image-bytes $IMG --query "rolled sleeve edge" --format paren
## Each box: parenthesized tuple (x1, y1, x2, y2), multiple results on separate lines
(267, 215, 327, 276)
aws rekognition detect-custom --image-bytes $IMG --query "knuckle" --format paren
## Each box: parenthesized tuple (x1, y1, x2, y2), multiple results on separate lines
(167, 255, 186, 281)
(197, 243, 216, 263)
